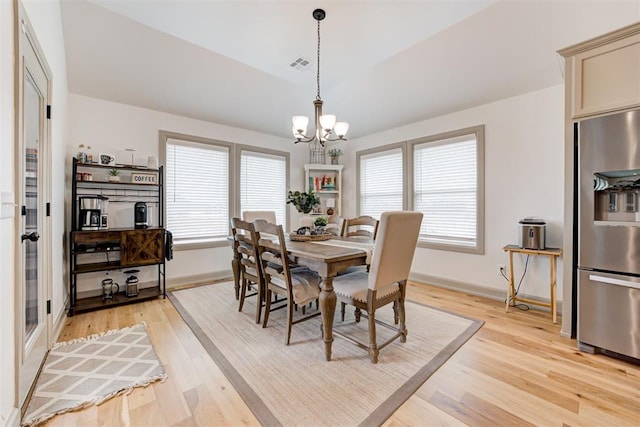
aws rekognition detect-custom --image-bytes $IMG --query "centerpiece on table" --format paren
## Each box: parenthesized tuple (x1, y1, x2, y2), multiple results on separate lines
(287, 190, 332, 240)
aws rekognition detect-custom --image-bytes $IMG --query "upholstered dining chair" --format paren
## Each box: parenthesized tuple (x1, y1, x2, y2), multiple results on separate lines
(242, 210, 277, 224)
(254, 219, 322, 345)
(332, 211, 423, 363)
(340, 215, 380, 240)
(230, 217, 266, 324)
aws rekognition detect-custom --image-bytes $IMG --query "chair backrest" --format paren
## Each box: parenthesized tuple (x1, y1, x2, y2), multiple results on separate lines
(368, 211, 423, 291)
(243, 210, 277, 224)
(253, 219, 293, 296)
(230, 217, 263, 282)
(340, 215, 380, 239)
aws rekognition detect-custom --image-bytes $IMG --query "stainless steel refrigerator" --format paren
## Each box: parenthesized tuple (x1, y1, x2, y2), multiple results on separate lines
(578, 109, 640, 360)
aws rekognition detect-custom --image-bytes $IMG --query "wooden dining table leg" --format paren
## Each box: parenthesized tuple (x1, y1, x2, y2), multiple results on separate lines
(319, 276, 336, 361)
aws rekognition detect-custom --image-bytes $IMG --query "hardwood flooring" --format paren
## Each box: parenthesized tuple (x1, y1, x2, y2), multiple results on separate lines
(45, 280, 640, 426)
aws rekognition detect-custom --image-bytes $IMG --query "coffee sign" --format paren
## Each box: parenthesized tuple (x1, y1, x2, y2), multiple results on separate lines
(131, 173, 157, 185)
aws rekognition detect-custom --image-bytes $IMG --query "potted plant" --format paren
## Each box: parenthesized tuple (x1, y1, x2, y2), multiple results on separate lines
(327, 148, 343, 165)
(313, 216, 329, 234)
(287, 190, 320, 214)
(108, 168, 120, 182)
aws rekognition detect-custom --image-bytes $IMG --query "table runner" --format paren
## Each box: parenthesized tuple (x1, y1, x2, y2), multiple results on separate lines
(312, 239, 374, 264)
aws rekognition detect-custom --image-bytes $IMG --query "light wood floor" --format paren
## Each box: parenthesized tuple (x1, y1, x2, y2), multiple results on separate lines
(45, 280, 640, 426)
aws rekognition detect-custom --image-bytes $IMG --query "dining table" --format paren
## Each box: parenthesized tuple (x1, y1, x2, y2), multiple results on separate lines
(231, 236, 373, 361)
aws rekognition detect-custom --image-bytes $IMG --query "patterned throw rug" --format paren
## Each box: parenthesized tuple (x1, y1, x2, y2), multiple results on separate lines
(22, 322, 167, 427)
(170, 282, 483, 426)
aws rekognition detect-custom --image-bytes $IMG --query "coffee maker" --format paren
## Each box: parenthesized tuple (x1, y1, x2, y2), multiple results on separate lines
(134, 202, 148, 229)
(79, 196, 107, 230)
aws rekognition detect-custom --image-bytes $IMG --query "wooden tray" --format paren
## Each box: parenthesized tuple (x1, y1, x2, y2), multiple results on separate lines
(289, 232, 333, 242)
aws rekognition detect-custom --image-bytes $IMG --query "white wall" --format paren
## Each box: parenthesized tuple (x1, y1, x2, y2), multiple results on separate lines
(0, 2, 16, 424)
(68, 94, 308, 291)
(343, 85, 565, 306)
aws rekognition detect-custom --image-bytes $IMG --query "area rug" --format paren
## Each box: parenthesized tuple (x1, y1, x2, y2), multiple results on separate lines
(169, 282, 483, 426)
(21, 322, 167, 427)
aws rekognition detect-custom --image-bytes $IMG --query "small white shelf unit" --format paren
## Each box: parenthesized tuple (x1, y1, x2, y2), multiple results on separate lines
(304, 164, 343, 227)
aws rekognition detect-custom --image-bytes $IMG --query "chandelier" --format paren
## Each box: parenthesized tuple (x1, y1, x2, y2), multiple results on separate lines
(292, 9, 349, 145)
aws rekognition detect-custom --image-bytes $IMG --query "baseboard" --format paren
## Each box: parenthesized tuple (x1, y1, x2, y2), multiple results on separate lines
(1, 407, 20, 427)
(408, 272, 563, 314)
(166, 270, 233, 289)
(52, 298, 68, 343)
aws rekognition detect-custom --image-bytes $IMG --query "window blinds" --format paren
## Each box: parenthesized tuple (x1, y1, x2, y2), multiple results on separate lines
(166, 139, 229, 240)
(413, 137, 477, 247)
(359, 148, 404, 219)
(240, 150, 287, 225)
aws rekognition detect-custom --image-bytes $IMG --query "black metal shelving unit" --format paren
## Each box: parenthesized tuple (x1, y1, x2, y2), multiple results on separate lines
(68, 158, 167, 316)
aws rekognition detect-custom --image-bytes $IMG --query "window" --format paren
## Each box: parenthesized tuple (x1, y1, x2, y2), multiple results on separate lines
(160, 132, 291, 248)
(357, 145, 405, 219)
(411, 126, 484, 253)
(164, 135, 231, 243)
(356, 125, 484, 254)
(239, 148, 288, 225)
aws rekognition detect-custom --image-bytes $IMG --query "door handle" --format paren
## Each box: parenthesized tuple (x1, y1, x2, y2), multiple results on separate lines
(589, 274, 640, 291)
(21, 231, 40, 242)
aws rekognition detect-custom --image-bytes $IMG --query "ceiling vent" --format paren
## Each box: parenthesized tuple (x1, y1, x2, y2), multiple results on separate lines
(289, 56, 311, 71)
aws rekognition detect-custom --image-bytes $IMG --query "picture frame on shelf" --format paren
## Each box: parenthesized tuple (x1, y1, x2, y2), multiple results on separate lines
(99, 153, 116, 166)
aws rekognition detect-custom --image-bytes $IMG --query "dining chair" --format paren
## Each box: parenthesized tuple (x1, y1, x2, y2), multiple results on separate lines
(230, 217, 266, 324)
(332, 211, 423, 363)
(340, 215, 379, 240)
(254, 219, 322, 345)
(242, 210, 277, 224)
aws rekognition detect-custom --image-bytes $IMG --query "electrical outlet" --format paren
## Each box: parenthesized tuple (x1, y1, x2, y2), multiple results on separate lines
(497, 264, 506, 276)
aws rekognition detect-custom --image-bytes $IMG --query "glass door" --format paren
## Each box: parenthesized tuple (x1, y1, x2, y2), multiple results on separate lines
(17, 9, 52, 407)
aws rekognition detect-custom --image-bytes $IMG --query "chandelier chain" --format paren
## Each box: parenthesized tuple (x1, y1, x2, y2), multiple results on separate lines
(316, 18, 321, 101)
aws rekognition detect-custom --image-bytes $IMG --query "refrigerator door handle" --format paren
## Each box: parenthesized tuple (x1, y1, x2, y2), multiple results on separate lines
(589, 274, 640, 290)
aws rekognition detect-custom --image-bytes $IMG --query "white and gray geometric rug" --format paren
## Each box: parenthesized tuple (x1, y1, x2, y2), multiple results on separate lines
(21, 322, 167, 427)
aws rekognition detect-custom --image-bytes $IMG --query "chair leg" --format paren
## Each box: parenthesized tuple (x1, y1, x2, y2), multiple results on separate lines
(354, 307, 362, 323)
(398, 298, 407, 342)
(238, 278, 248, 312)
(340, 302, 346, 321)
(255, 283, 263, 324)
(262, 289, 272, 328)
(393, 301, 399, 324)
(368, 310, 379, 364)
(286, 300, 294, 345)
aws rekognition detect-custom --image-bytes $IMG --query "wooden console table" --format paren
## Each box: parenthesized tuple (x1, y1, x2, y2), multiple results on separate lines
(502, 245, 562, 323)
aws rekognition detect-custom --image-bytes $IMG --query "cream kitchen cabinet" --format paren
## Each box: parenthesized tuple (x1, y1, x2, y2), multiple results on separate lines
(560, 23, 640, 119)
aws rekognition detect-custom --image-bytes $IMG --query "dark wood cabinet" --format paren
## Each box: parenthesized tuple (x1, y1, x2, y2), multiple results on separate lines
(121, 229, 164, 266)
(68, 158, 166, 316)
